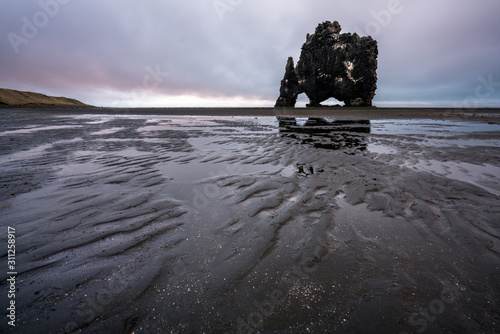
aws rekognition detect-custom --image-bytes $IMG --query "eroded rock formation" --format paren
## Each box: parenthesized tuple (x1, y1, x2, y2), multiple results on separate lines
(275, 57, 299, 107)
(275, 21, 378, 107)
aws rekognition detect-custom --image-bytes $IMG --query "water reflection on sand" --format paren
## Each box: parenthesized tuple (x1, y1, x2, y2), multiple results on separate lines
(0, 111, 499, 333)
(278, 117, 370, 152)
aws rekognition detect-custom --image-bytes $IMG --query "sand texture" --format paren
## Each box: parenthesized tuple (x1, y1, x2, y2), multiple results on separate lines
(0, 109, 499, 333)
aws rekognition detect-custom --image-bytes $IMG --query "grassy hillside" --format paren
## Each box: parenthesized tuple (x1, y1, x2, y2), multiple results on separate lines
(0, 88, 91, 107)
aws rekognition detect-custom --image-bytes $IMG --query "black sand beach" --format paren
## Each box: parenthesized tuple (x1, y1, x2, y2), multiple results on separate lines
(1, 108, 499, 333)
(5, 106, 500, 120)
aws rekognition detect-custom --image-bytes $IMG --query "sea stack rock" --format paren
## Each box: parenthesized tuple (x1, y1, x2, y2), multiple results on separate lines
(275, 21, 378, 107)
(275, 57, 299, 107)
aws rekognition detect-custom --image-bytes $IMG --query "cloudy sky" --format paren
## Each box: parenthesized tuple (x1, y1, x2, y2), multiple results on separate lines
(1, 0, 500, 108)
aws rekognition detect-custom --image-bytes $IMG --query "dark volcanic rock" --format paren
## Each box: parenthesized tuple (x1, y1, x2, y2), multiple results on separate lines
(275, 21, 378, 108)
(275, 57, 299, 107)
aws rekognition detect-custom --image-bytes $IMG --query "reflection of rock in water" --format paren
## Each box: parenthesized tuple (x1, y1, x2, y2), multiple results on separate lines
(2, 113, 499, 333)
(277, 117, 370, 152)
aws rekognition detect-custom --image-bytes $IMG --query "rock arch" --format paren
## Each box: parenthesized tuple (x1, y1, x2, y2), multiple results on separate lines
(275, 21, 378, 108)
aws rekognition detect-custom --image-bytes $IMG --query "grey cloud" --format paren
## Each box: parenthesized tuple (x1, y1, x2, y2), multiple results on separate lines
(1, 0, 499, 106)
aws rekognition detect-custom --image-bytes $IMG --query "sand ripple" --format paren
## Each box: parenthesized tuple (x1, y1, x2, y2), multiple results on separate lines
(0, 111, 499, 333)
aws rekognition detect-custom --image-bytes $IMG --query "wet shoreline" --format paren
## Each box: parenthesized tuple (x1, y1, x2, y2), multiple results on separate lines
(2, 106, 500, 121)
(0, 110, 499, 333)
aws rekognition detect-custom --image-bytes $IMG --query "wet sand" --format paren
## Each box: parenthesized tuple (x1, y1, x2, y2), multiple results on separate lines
(0, 108, 499, 333)
(5, 106, 500, 121)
